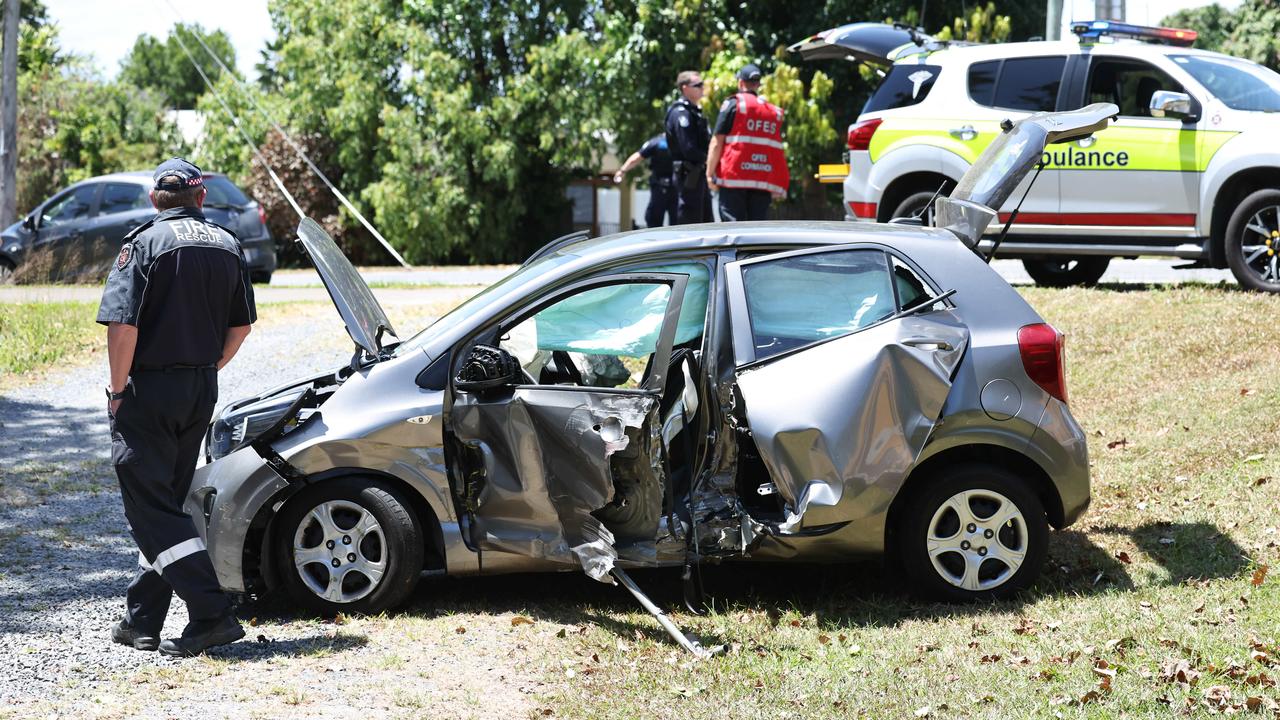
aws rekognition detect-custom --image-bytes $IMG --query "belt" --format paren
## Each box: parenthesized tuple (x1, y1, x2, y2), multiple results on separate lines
(133, 363, 216, 372)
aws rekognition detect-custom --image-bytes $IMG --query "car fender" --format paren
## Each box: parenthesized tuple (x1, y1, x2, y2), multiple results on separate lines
(866, 141, 966, 202)
(1199, 130, 1277, 238)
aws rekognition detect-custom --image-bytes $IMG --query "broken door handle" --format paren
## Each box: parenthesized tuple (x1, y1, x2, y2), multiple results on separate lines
(903, 338, 954, 351)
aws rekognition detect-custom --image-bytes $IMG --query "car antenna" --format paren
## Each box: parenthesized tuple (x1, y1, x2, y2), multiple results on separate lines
(914, 180, 949, 221)
(985, 159, 1046, 263)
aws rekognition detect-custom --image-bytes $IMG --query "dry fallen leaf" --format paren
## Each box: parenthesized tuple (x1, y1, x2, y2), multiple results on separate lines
(789, 619, 802, 628)
(1114, 550, 1132, 564)
(555, 628, 567, 638)
(817, 634, 831, 646)
(454, 626, 466, 635)
(1193, 600, 1206, 614)
(1107, 438, 1129, 450)
(511, 616, 535, 627)
(980, 654, 1002, 663)
(1245, 453, 1265, 462)
(1251, 565, 1269, 586)
(1241, 387, 1256, 396)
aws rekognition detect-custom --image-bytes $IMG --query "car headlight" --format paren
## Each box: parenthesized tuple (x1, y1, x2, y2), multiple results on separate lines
(207, 388, 310, 461)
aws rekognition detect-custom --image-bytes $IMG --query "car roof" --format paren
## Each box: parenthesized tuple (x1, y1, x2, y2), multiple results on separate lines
(907, 38, 1225, 66)
(74, 170, 231, 187)
(547, 220, 959, 265)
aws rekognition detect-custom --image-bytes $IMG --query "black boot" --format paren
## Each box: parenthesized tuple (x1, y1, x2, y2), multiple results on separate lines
(158, 612, 245, 657)
(111, 620, 160, 651)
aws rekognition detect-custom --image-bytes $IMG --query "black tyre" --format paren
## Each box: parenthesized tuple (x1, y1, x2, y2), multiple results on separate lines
(889, 189, 945, 225)
(0, 257, 13, 284)
(1224, 188, 1280, 293)
(897, 463, 1048, 602)
(275, 477, 424, 615)
(1021, 256, 1110, 287)
(249, 270, 273, 285)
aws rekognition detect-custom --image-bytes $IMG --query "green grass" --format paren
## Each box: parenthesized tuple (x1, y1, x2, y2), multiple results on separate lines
(0, 301, 101, 377)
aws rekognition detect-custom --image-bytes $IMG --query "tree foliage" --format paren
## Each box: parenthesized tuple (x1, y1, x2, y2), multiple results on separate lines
(1163, 0, 1280, 71)
(119, 23, 236, 109)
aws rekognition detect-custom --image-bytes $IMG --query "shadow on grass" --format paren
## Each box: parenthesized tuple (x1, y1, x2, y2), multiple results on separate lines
(206, 628, 370, 662)
(237, 520, 1249, 640)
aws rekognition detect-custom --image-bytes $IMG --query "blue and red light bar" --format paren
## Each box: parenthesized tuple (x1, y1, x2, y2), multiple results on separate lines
(1070, 20, 1197, 47)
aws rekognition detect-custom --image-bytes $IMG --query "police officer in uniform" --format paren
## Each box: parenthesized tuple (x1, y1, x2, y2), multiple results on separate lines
(613, 134, 676, 227)
(664, 71, 712, 224)
(707, 64, 790, 221)
(99, 158, 256, 657)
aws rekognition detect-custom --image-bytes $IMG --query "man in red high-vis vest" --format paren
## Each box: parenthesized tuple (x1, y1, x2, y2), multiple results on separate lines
(706, 64, 790, 222)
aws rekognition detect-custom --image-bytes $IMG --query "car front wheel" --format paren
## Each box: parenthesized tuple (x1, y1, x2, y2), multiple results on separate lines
(898, 464, 1048, 601)
(0, 257, 13, 283)
(275, 477, 424, 615)
(1225, 188, 1280, 293)
(1021, 257, 1110, 287)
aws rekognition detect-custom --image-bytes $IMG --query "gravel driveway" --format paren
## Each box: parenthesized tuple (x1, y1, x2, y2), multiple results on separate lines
(0, 302, 547, 719)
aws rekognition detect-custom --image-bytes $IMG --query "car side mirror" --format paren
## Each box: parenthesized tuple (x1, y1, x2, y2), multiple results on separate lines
(454, 344, 522, 393)
(1149, 91, 1196, 121)
(21, 214, 34, 231)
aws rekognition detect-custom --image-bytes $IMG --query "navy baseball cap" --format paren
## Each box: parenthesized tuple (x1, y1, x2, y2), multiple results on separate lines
(153, 158, 204, 191)
(736, 64, 763, 82)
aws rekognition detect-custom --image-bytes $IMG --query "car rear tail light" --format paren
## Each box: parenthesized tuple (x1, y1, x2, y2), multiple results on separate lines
(257, 204, 267, 227)
(1018, 323, 1068, 404)
(846, 118, 882, 152)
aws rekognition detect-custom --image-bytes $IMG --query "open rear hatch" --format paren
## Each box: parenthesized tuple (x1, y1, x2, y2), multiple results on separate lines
(787, 22, 931, 65)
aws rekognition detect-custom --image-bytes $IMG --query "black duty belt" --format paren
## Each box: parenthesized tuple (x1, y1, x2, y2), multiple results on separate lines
(133, 363, 217, 372)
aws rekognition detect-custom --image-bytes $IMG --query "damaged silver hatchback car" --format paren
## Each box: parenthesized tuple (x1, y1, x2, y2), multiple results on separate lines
(189, 105, 1116, 616)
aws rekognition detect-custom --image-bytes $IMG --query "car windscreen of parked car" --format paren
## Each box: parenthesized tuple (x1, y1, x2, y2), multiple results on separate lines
(203, 175, 251, 206)
(742, 249, 896, 361)
(1172, 55, 1280, 112)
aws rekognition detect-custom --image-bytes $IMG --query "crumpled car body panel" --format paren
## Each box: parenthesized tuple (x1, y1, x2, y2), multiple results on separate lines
(735, 312, 970, 530)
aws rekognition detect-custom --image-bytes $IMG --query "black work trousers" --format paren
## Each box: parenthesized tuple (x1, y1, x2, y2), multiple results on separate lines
(110, 367, 228, 633)
(645, 183, 677, 228)
(674, 166, 711, 224)
(718, 188, 773, 222)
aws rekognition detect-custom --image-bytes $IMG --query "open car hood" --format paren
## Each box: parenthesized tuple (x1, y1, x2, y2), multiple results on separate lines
(936, 103, 1119, 248)
(295, 217, 397, 357)
(788, 22, 931, 65)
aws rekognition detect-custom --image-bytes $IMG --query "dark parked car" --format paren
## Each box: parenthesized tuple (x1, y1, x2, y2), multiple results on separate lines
(0, 171, 275, 283)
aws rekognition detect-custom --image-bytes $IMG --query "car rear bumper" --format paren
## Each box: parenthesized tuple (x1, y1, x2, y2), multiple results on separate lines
(241, 236, 277, 275)
(1027, 399, 1091, 528)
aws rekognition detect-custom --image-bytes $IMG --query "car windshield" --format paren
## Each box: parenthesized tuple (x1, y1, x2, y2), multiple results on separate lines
(1172, 54, 1280, 112)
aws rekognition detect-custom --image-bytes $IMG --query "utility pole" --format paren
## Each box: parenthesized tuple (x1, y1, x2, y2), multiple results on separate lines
(0, 0, 17, 228)
(1046, 0, 1064, 40)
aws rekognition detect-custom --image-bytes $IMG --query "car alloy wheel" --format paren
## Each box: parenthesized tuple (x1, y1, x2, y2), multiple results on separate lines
(275, 477, 424, 615)
(898, 463, 1048, 601)
(926, 489, 1027, 592)
(292, 499, 387, 603)
(1225, 189, 1280, 293)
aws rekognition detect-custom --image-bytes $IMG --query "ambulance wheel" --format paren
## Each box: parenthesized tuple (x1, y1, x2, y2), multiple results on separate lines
(275, 477, 424, 616)
(1225, 188, 1280, 293)
(889, 190, 942, 225)
(1021, 257, 1110, 287)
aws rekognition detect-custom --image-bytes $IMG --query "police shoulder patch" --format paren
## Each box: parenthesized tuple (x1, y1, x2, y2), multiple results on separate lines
(116, 242, 133, 271)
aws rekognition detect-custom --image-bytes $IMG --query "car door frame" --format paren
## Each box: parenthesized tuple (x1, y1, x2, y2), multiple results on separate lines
(444, 270, 691, 576)
(721, 242, 969, 532)
(32, 183, 103, 280)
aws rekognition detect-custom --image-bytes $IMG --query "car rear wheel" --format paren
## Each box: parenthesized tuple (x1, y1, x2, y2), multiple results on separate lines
(275, 477, 424, 615)
(0, 257, 13, 284)
(249, 270, 273, 285)
(1021, 257, 1110, 287)
(1225, 188, 1280, 293)
(898, 463, 1048, 601)
(889, 190, 944, 225)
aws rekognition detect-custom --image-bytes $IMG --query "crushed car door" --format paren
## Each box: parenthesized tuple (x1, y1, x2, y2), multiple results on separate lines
(448, 272, 689, 581)
(724, 245, 969, 531)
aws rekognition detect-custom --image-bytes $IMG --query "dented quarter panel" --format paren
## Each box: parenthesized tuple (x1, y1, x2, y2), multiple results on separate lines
(735, 311, 969, 530)
(187, 447, 290, 592)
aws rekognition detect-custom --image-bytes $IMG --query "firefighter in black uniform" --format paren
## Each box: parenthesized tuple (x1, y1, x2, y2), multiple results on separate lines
(613, 134, 675, 227)
(664, 70, 712, 224)
(99, 158, 256, 657)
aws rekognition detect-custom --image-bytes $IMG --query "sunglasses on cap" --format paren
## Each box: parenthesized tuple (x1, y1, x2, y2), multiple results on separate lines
(683, 81, 704, 89)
